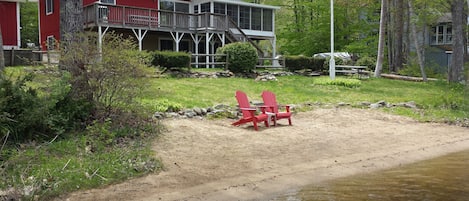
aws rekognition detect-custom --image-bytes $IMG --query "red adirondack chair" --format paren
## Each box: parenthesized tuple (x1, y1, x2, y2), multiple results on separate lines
(232, 90, 269, 131)
(261, 90, 292, 126)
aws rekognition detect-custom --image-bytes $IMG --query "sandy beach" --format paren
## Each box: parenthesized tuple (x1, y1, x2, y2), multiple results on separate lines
(63, 108, 469, 201)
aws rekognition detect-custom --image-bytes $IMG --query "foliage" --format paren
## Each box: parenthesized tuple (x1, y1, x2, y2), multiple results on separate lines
(285, 56, 325, 72)
(0, 133, 162, 200)
(20, 2, 39, 48)
(217, 42, 258, 73)
(139, 99, 183, 112)
(313, 77, 362, 88)
(0, 73, 46, 141)
(356, 56, 377, 71)
(151, 51, 191, 69)
(60, 32, 150, 121)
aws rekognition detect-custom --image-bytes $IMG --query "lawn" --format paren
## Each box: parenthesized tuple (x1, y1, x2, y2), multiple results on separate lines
(138, 72, 468, 122)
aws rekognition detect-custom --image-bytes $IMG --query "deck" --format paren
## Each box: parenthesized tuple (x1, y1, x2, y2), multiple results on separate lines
(83, 3, 232, 34)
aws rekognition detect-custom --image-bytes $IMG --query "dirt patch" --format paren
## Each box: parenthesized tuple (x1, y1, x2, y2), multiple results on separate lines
(64, 108, 469, 201)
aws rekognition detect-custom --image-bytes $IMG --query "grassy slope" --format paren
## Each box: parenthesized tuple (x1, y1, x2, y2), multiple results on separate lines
(139, 75, 468, 122)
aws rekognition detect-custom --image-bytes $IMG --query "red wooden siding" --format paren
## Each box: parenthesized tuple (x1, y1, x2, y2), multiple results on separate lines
(83, 0, 158, 9)
(39, 0, 60, 50)
(0, 1, 19, 47)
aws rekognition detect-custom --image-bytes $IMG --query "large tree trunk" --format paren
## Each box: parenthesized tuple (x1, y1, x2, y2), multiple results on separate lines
(0, 26, 4, 71)
(408, 0, 427, 81)
(449, 0, 465, 83)
(393, 0, 404, 72)
(375, 0, 388, 77)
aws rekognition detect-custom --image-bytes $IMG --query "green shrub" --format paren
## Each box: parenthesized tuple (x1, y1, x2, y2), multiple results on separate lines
(313, 77, 362, 88)
(285, 55, 310, 71)
(0, 73, 46, 141)
(356, 56, 376, 71)
(151, 51, 190, 69)
(217, 42, 258, 73)
(140, 99, 183, 112)
(285, 56, 326, 72)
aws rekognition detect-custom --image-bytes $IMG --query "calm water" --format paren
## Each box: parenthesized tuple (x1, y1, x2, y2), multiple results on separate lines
(275, 150, 469, 201)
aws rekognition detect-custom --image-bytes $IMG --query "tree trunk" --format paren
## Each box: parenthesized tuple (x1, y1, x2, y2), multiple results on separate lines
(449, 0, 465, 83)
(0, 26, 4, 71)
(375, 0, 388, 77)
(408, 0, 427, 81)
(393, 0, 404, 72)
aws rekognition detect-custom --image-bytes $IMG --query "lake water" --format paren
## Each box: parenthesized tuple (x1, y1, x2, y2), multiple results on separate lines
(274, 150, 469, 201)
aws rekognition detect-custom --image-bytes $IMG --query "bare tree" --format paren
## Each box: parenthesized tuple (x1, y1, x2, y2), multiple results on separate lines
(375, 0, 388, 77)
(449, 0, 466, 83)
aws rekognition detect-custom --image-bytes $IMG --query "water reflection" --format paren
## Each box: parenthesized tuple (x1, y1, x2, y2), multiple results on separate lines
(275, 150, 469, 201)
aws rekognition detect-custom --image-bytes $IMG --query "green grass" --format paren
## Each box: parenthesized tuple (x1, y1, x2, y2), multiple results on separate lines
(2, 66, 468, 199)
(1, 134, 162, 200)
(138, 75, 468, 122)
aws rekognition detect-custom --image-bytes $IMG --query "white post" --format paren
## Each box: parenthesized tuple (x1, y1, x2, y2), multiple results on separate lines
(329, 0, 336, 80)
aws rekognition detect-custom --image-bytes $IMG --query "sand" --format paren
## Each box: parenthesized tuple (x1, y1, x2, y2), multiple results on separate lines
(63, 108, 469, 201)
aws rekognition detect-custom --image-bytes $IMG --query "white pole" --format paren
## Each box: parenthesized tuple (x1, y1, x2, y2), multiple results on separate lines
(329, 0, 336, 80)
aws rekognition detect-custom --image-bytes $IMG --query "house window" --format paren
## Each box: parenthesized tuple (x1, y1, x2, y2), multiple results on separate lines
(251, 7, 262, 31)
(160, 1, 174, 11)
(160, 39, 174, 51)
(201, 3, 210, 13)
(262, 9, 273, 31)
(46, 0, 53, 15)
(175, 2, 189, 13)
(100, 0, 115, 5)
(431, 23, 452, 45)
(239, 6, 250, 29)
(214, 3, 225, 14)
(46, 36, 56, 50)
(227, 4, 238, 23)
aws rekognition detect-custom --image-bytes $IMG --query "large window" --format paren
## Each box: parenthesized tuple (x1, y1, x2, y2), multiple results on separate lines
(160, 39, 174, 51)
(100, 0, 115, 5)
(175, 2, 189, 12)
(431, 23, 452, 45)
(251, 8, 261, 30)
(214, 3, 225, 14)
(46, 0, 53, 15)
(262, 9, 273, 31)
(227, 4, 238, 23)
(160, 1, 174, 11)
(239, 6, 250, 29)
(201, 3, 210, 13)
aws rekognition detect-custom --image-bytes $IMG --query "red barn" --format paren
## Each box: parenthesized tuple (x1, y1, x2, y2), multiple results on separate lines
(0, 0, 22, 49)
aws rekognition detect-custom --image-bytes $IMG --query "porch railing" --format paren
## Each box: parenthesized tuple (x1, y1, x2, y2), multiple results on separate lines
(83, 3, 234, 32)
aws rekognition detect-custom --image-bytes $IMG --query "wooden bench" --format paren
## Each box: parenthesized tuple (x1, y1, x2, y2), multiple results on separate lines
(335, 65, 368, 79)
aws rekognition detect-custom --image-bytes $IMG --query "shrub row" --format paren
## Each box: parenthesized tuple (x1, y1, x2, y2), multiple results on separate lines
(284, 56, 326, 72)
(151, 51, 191, 68)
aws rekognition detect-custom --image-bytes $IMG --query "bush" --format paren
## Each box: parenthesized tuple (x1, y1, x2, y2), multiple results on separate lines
(60, 32, 150, 121)
(285, 56, 325, 72)
(217, 42, 258, 73)
(356, 56, 376, 71)
(151, 51, 190, 69)
(0, 73, 46, 141)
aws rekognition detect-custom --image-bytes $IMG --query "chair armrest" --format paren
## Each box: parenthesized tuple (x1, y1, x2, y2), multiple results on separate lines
(239, 107, 257, 111)
(258, 105, 272, 113)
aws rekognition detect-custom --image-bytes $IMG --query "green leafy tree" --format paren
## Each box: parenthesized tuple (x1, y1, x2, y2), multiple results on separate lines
(20, 2, 39, 48)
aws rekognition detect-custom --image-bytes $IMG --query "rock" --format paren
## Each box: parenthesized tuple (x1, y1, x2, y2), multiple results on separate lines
(337, 102, 349, 107)
(185, 112, 196, 118)
(206, 107, 214, 113)
(193, 107, 203, 115)
(166, 112, 179, 118)
(377, 100, 387, 106)
(369, 103, 381, 109)
(361, 102, 371, 106)
(214, 104, 230, 110)
(201, 108, 207, 115)
(403, 101, 417, 109)
(255, 74, 278, 82)
(153, 112, 164, 119)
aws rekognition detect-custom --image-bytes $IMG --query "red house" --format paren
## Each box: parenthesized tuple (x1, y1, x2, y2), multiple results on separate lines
(38, 0, 280, 67)
(0, 0, 22, 49)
